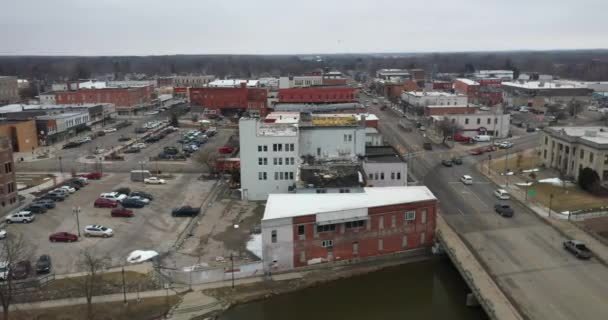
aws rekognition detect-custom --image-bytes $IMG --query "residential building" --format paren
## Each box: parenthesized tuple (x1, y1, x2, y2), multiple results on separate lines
(431, 112, 511, 138)
(540, 127, 608, 183)
(261, 186, 437, 271)
(363, 146, 407, 187)
(0, 76, 19, 105)
(424, 105, 477, 116)
(0, 120, 38, 152)
(278, 87, 357, 103)
(55, 85, 154, 115)
(0, 137, 18, 214)
(189, 83, 268, 117)
(173, 75, 215, 88)
(474, 70, 514, 81)
(401, 91, 468, 109)
(453, 79, 480, 101)
(501, 81, 593, 108)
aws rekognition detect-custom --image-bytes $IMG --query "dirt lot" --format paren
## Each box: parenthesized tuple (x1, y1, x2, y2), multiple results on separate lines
(528, 183, 608, 212)
(5, 172, 216, 274)
(577, 216, 608, 241)
(490, 148, 541, 172)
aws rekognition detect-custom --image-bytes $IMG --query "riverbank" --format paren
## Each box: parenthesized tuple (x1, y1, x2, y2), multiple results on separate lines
(188, 250, 432, 319)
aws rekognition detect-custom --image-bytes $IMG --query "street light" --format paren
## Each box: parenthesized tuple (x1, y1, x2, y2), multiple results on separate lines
(72, 206, 81, 237)
(548, 194, 554, 218)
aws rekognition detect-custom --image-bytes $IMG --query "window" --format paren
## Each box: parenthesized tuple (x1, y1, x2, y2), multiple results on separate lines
(271, 230, 277, 243)
(316, 224, 336, 233)
(274, 172, 279, 180)
(278, 158, 283, 165)
(7, 183, 15, 193)
(378, 239, 384, 251)
(604, 155, 608, 165)
(339, 188, 350, 193)
(391, 215, 396, 228)
(279, 172, 284, 180)
(263, 145, 268, 152)
(4, 162, 12, 173)
(487, 118, 491, 125)
(298, 225, 305, 236)
(368, 173, 373, 180)
(273, 144, 278, 152)
(317, 148, 321, 156)
(391, 172, 395, 180)
(465, 118, 469, 125)
(258, 172, 264, 180)
(590, 152, 594, 163)
(289, 143, 295, 151)
(476, 118, 481, 125)
(263, 172, 267, 180)
(379, 216, 384, 229)
(374, 173, 379, 180)
(345, 220, 365, 229)
(543, 150, 547, 159)
(322, 240, 334, 248)
(284, 144, 289, 151)
(421, 209, 427, 224)
(348, 134, 352, 142)
(289, 172, 294, 180)
(420, 232, 426, 244)
(580, 149, 584, 159)
(397, 172, 401, 180)
(380, 172, 384, 180)
(402, 235, 408, 248)
(344, 134, 348, 142)
(258, 145, 263, 152)
(353, 242, 359, 254)
(405, 211, 416, 222)
(258, 158, 263, 165)
(316, 189, 327, 193)
(495, 118, 498, 124)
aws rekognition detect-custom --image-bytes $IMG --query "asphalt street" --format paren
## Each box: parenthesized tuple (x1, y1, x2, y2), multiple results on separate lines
(364, 93, 608, 320)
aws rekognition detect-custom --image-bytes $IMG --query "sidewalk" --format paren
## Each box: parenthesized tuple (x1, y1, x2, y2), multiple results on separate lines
(479, 159, 608, 266)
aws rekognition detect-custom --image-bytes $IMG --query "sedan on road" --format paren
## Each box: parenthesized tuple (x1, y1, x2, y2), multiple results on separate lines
(94, 197, 118, 208)
(494, 204, 514, 217)
(172, 206, 201, 217)
(144, 177, 166, 185)
(494, 189, 511, 200)
(441, 160, 453, 167)
(49, 232, 78, 242)
(563, 240, 593, 259)
(111, 208, 134, 218)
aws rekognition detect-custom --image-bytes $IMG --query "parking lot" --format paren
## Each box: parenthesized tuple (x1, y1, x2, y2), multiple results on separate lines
(5, 172, 215, 274)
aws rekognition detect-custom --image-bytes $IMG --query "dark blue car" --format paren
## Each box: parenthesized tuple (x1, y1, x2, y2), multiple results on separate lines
(120, 198, 146, 208)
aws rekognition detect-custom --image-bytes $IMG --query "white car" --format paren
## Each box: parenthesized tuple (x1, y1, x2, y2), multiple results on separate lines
(144, 111, 160, 115)
(494, 189, 511, 200)
(59, 185, 76, 193)
(518, 106, 529, 112)
(79, 136, 92, 143)
(52, 188, 70, 197)
(103, 128, 117, 133)
(479, 106, 491, 111)
(100, 192, 127, 202)
(84, 225, 114, 238)
(132, 143, 147, 149)
(6, 211, 35, 224)
(127, 196, 150, 204)
(587, 106, 598, 112)
(0, 229, 6, 239)
(460, 175, 473, 185)
(144, 177, 166, 185)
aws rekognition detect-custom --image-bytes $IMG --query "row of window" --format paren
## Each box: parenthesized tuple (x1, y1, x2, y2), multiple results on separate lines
(257, 144, 295, 152)
(544, 138, 608, 165)
(257, 157, 296, 166)
(0, 197, 17, 207)
(257, 172, 295, 180)
(368, 171, 402, 181)
(343, 134, 353, 142)
(1, 182, 16, 194)
(462, 117, 498, 125)
(279, 94, 355, 100)
(3, 162, 13, 174)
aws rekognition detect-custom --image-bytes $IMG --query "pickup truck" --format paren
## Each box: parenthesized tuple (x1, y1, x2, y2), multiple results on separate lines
(563, 240, 592, 259)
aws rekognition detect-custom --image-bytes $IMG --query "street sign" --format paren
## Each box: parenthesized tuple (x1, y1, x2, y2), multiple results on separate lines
(527, 190, 537, 196)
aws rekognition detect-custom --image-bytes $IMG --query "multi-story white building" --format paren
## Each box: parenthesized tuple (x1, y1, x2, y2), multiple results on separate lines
(501, 80, 593, 108)
(173, 75, 215, 88)
(39, 92, 56, 105)
(363, 146, 407, 187)
(279, 76, 323, 89)
(541, 127, 608, 183)
(401, 91, 468, 108)
(431, 112, 511, 139)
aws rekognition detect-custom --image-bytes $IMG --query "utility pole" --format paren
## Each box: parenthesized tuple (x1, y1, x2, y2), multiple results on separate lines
(73, 206, 81, 237)
(122, 265, 127, 304)
(548, 193, 554, 218)
(231, 252, 235, 289)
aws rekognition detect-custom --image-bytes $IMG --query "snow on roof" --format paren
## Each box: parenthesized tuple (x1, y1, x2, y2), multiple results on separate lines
(405, 91, 463, 97)
(78, 81, 107, 89)
(208, 79, 259, 88)
(455, 78, 480, 86)
(263, 186, 436, 221)
(548, 126, 608, 144)
(0, 103, 109, 113)
(502, 81, 589, 89)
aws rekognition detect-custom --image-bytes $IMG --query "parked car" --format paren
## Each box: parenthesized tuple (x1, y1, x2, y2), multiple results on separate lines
(218, 146, 234, 154)
(84, 225, 114, 238)
(451, 157, 463, 165)
(494, 204, 514, 217)
(49, 232, 78, 242)
(118, 136, 131, 142)
(144, 136, 160, 143)
(130, 191, 153, 200)
(470, 148, 485, 156)
(494, 189, 511, 200)
(453, 134, 471, 142)
(111, 208, 134, 217)
(41, 193, 65, 202)
(99, 192, 127, 202)
(35, 255, 52, 274)
(483, 145, 497, 152)
(127, 196, 150, 204)
(11, 261, 31, 280)
(0, 229, 6, 239)
(81, 172, 103, 180)
(51, 189, 70, 197)
(498, 142, 513, 149)
(79, 136, 92, 144)
(163, 146, 179, 155)
(124, 147, 141, 153)
(144, 177, 166, 185)
(114, 187, 131, 195)
(441, 159, 453, 167)
(32, 199, 56, 209)
(68, 179, 86, 188)
(103, 128, 117, 133)
(460, 175, 473, 185)
(563, 240, 593, 259)
(94, 197, 118, 208)
(6, 211, 35, 224)
(23, 204, 47, 214)
(132, 143, 147, 149)
(59, 185, 76, 193)
(120, 198, 146, 208)
(172, 206, 201, 217)
(62, 141, 81, 149)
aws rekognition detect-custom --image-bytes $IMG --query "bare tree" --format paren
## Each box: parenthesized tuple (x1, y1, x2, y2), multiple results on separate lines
(546, 104, 568, 121)
(194, 151, 220, 175)
(0, 235, 32, 320)
(73, 249, 109, 320)
(567, 100, 583, 118)
(436, 119, 463, 143)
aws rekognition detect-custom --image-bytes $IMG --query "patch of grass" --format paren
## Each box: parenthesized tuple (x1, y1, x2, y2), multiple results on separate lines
(526, 183, 608, 212)
(490, 151, 541, 172)
(7, 296, 179, 320)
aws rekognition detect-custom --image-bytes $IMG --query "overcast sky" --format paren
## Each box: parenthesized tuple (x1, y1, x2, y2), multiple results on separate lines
(1, 0, 606, 56)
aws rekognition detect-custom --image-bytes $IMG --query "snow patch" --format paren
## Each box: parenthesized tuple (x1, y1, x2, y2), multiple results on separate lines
(538, 178, 564, 186)
(246, 234, 262, 259)
(522, 168, 540, 173)
(515, 182, 533, 187)
(126, 250, 159, 264)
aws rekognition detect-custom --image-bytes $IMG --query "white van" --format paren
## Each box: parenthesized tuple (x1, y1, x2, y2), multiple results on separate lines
(473, 135, 492, 142)
(460, 175, 473, 185)
(6, 211, 35, 224)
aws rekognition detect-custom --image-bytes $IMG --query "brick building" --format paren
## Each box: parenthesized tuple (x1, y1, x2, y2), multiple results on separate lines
(0, 136, 18, 214)
(261, 186, 437, 271)
(0, 120, 38, 152)
(453, 79, 480, 102)
(278, 87, 357, 104)
(189, 83, 268, 117)
(55, 85, 154, 115)
(432, 81, 453, 91)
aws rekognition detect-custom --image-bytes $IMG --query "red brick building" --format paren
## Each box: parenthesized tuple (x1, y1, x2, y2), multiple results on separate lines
(55, 86, 153, 115)
(278, 87, 357, 104)
(189, 83, 268, 116)
(477, 78, 503, 86)
(432, 81, 453, 91)
(0, 136, 18, 215)
(424, 105, 477, 116)
(261, 187, 437, 271)
(453, 79, 480, 102)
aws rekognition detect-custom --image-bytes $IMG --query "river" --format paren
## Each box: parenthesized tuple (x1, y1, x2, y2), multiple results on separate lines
(219, 257, 487, 320)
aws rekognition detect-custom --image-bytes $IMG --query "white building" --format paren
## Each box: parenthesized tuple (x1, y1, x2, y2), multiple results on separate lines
(474, 70, 514, 80)
(432, 112, 511, 139)
(363, 146, 407, 187)
(501, 81, 593, 108)
(39, 92, 56, 105)
(541, 127, 608, 183)
(401, 91, 468, 108)
(279, 76, 323, 89)
(365, 127, 383, 146)
(173, 75, 215, 88)
(107, 80, 157, 88)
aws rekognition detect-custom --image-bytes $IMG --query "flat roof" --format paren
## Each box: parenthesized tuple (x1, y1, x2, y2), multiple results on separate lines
(263, 186, 436, 221)
(547, 126, 608, 144)
(298, 162, 364, 189)
(455, 78, 480, 86)
(502, 81, 589, 89)
(364, 146, 404, 163)
(405, 91, 464, 97)
(426, 104, 471, 108)
(36, 112, 87, 120)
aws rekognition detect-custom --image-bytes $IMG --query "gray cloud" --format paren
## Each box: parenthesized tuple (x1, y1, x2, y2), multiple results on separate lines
(0, 0, 606, 55)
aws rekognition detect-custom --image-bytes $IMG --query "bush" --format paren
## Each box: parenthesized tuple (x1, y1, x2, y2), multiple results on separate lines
(578, 167, 600, 192)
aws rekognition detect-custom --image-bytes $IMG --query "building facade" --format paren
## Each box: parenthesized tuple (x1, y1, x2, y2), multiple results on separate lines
(0, 76, 19, 105)
(434, 112, 511, 138)
(173, 75, 215, 88)
(189, 84, 268, 117)
(0, 120, 38, 152)
(424, 105, 477, 116)
(55, 86, 153, 115)
(0, 137, 18, 215)
(501, 81, 593, 108)
(278, 87, 357, 104)
(540, 127, 608, 183)
(453, 79, 480, 101)
(401, 91, 468, 108)
(261, 187, 437, 271)
(279, 76, 323, 89)
(363, 146, 407, 187)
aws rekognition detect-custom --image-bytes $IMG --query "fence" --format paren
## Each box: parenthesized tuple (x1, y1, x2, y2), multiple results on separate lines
(159, 261, 264, 286)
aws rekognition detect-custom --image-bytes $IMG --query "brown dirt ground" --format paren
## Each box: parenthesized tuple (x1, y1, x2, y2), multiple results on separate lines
(576, 216, 608, 242)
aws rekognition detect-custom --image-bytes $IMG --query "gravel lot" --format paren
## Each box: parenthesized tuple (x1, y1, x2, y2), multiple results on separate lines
(5, 172, 215, 274)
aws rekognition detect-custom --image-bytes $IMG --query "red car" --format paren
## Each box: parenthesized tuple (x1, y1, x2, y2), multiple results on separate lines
(11, 261, 32, 280)
(49, 232, 78, 242)
(470, 148, 485, 155)
(81, 172, 102, 180)
(453, 134, 471, 142)
(111, 208, 134, 217)
(94, 197, 118, 208)
(484, 145, 497, 152)
(218, 146, 234, 154)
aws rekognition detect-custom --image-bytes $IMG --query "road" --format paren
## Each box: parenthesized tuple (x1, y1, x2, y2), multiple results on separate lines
(364, 93, 608, 320)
